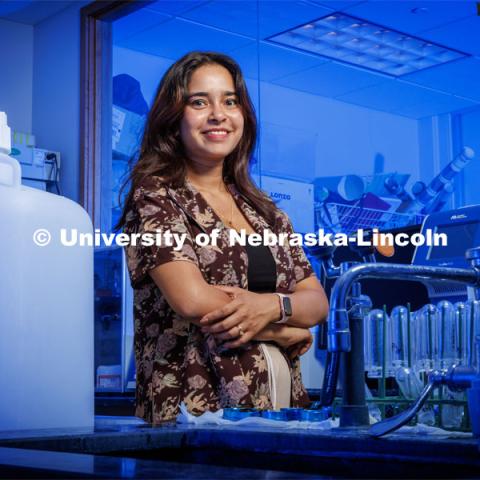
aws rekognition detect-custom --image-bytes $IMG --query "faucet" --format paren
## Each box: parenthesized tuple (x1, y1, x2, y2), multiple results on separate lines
(321, 246, 480, 430)
(310, 231, 376, 425)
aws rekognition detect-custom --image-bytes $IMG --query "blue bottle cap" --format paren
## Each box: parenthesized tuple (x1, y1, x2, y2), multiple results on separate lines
(223, 407, 261, 421)
(261, 410, 288, 421)
(280, 408, 303, 421)
(300, 408, 330, 422)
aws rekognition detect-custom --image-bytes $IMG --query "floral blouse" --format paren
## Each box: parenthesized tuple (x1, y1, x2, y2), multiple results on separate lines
(123, 176, 316, 423)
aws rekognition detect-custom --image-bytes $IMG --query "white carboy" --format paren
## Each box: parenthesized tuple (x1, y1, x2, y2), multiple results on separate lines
(0, 112, 94, 431)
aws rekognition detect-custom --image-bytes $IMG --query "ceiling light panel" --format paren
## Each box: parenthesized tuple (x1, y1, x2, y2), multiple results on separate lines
(268, 13, 468, 77)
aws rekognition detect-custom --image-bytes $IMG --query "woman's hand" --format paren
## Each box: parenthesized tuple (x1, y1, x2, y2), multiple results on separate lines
(255, 324, 313, 359)
(283, 327, 313, 360)
(199, 286, 281, 348)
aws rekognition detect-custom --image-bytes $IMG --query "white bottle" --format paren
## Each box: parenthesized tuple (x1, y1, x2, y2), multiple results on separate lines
(0, 112, 95, 431)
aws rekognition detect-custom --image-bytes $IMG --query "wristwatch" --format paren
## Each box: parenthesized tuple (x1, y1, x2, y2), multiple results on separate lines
(274, 293, 292, 324)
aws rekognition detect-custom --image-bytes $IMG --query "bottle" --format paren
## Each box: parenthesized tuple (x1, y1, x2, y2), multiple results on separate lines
(0, 111, 95, 431)
(0, 111, 22, 188)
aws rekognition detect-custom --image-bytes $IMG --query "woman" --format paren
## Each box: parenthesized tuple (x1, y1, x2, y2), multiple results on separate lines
(117, 51, 328, 424)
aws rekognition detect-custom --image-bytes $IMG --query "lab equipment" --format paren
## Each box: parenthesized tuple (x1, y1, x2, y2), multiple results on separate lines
(440, 386, 465, 430)
(262, 410, 288, 421)
(10, 134, 61, 192)
(413, 304, 438, 371)
(261, 175, 315, 233)
(310, 238, 374, 427)
(437, 300, 460, 369)
(321, 203, 480, 433)
(223, 408, 261, 421)
(281, 408, 304, 420)
(94, 246, 135, 393)
(463, 300, 480, 368)
(315, 147, 475, 238)
(394, 366, 435, 425)
(390, 305, 411, 369)
(0, 112, 94, 431)
(316, 195, 424, 235)
(314, 175, 365, 202)
(399, 146, 475, 214)
(364, 309, 392, 378)
(300, 409, 330, 422)
(370, 362, 478, 437)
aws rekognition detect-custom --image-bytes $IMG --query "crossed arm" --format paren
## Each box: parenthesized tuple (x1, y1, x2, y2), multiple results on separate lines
(149, 260, 328, 355)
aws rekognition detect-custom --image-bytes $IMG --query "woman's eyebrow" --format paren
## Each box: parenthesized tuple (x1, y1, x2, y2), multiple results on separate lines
(186, 91, 238, 99)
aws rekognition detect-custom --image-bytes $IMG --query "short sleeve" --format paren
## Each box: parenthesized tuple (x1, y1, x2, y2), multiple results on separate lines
(277, 211, 315, 284)
(124, 180, 199, 288)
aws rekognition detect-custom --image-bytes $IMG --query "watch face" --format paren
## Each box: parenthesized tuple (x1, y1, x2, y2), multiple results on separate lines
(283, 296, 293, 317)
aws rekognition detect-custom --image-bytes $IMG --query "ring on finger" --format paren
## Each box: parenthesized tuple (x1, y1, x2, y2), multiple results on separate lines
(237, 325, 245, 337)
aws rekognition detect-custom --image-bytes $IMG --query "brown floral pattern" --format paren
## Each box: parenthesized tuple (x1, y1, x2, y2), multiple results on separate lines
(123, 176, 316, 423)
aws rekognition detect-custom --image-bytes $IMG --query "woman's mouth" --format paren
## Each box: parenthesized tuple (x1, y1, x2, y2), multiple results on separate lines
(202, 129, 230, 141)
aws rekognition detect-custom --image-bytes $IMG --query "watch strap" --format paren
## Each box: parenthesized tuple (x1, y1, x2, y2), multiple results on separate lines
(274, 293, 289, 324)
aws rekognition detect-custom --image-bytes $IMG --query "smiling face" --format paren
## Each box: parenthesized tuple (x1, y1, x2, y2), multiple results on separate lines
(180, 63, 245, 168)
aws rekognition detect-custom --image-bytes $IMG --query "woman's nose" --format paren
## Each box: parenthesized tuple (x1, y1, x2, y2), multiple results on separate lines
(208, 103, 227, 121)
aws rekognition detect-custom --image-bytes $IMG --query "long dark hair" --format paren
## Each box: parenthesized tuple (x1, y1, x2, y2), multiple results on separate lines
(115, 51, 277, 230)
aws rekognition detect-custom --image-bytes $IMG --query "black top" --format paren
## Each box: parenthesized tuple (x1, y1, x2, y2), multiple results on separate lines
(245, 244, 277, 293)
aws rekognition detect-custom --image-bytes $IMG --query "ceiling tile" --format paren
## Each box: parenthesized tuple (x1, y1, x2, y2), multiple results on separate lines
(343, 1, 476, 35)
(402, 57, 480, 102)
(392, 93, 477, 119)
(259, 1, 333, 38)
(338, 78, 478, 116)
(272, 60, 386, 97)
(419, 15, 480, 56)
(229, 41, 329, 80)
(148, 0, 210, 16)
(179, 0, 258, 38)
(310, 1, 366, 11)
(113, 8, 171, 44)
(116, 17, 253, 60)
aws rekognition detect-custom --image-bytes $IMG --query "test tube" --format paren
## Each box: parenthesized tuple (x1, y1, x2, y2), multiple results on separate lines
(437, 300, 460, 369)
(391, 305, 410, 369)
(441, 387, 465, 429)
(364, 309, 391, 378)
(454, 301, 469, 366)
(463, 300, 480, 368)
(413, 304, 438, 372)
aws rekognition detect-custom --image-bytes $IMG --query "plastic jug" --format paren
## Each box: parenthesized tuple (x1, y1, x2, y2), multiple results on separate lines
(0, 112, 94, 431)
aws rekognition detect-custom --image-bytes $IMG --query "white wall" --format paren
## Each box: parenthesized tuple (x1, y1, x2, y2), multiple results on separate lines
(0, 19, 33, 133)
(259, 83, 420, 184)
(32, 3, 87, 203)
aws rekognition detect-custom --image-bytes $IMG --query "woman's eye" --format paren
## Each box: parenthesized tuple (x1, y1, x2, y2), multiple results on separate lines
(191, 99, 207, 107)
(225, 98, 239, 107)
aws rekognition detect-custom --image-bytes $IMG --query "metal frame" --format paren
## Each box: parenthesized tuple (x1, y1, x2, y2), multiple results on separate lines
(79, 0, 151, 230)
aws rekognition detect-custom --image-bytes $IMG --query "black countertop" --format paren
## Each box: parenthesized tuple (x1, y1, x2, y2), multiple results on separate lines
(0, 416, 478, 479)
